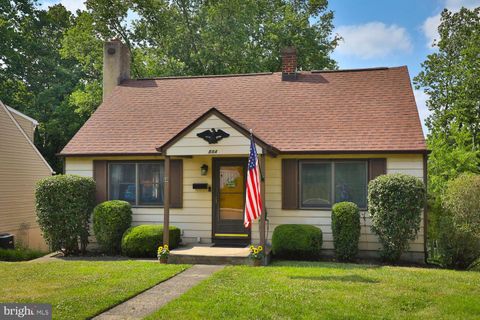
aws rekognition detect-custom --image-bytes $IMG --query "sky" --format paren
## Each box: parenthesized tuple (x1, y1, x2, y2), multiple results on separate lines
(40, 0, 480, 136)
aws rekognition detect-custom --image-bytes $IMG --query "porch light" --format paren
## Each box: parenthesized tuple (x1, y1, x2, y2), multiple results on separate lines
(201, 164, 208, 176)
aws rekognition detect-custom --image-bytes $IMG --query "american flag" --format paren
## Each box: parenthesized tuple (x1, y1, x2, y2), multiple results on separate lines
(244, 134, 262, 228)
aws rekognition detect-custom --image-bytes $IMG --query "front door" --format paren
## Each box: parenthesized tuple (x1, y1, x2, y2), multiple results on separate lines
(212, 158, 250, 246)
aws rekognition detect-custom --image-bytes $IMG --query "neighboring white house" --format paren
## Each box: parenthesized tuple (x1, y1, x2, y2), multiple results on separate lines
(0, 101, 53, 250)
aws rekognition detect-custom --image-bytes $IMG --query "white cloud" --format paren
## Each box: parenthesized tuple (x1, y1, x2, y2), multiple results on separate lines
(422, 0, 480, 48)
(335, 22, 413, 59)
(422, 14, 441, 48)
(414, 89, 431, 136)
(40, 0, 86, 13)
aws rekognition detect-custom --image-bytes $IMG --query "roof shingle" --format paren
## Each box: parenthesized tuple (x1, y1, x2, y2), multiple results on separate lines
(60, 66, 426, 155)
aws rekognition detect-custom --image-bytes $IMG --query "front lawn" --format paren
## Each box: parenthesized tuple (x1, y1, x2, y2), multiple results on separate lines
(148, 261, 480, 319)
(0, 260, 188, 320)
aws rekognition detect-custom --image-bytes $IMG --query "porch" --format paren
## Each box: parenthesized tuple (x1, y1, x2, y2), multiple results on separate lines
(168, 244, 271, 265)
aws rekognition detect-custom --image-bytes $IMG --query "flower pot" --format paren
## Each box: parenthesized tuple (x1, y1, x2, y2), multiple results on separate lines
(253, 259, 262, 267)
(159, 257, 168, 264)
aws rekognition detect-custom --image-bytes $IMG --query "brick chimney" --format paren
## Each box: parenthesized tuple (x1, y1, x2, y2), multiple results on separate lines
(281, 47, 297, 81)
(103, 39, 130, 100)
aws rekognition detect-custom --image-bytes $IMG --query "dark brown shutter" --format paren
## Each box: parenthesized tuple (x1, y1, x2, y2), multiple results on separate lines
(169, 159, 183, 208)
(282, 159, 299, 210)
(93, 160, 108, 204)
(369, 158, 387, 182)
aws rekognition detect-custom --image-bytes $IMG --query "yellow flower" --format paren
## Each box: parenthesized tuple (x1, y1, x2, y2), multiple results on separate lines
(250, 245, 254, 250)
(164, 244, 169, 249)
(258, 246, 263, 251)
(253, 249, 258, 254)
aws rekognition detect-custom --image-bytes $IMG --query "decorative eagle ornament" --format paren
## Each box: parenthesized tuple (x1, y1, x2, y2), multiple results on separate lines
(197, 128, 230, 144)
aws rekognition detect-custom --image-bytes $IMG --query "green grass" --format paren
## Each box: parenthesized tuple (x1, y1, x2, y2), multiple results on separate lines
(0, 260, 188, 320)
(147, 261, 480, 320)
(0, 247, 46, 261)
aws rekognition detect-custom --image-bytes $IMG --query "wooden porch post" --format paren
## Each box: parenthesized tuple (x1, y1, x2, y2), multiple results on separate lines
(259, 150, 266, 248)
(163, 155, 170, 246)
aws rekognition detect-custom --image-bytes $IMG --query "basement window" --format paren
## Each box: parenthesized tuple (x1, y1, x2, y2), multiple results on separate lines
(108, 162, 164, 206)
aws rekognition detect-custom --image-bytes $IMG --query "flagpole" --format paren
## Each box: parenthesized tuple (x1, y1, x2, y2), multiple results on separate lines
(250, 130, 267, 255)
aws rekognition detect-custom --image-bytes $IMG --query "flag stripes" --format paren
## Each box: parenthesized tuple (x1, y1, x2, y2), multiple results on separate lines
(244, 134, 262, 228)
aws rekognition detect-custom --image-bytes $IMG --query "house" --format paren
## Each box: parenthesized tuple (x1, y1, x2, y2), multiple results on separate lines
(61, 40, 427, 262)
(0, 101, 53, 250)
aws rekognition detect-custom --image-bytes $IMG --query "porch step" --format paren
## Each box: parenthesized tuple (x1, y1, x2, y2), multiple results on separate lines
(169, 244, 256, 265)
(169, 254, 251, 265)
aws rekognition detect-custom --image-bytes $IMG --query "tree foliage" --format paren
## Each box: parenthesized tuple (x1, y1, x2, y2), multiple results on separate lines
(414, 7, 480, 193)
(437, 174, 480, 269)
(0, 1, 87, 172)
(414, 8, 480, 259)
(1, 0, 339, 173)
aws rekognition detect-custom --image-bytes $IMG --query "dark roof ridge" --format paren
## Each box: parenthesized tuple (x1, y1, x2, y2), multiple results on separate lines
(129, 66, 405, 82)
(310, 66, 397, 73)
(133, 72, 273, 81)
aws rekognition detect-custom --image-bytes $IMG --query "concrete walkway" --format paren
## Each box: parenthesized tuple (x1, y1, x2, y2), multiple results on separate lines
(93, 264, 225, 320)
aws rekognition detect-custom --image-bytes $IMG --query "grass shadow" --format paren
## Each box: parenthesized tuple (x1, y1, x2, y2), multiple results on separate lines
(270, 260, 382, 270)
(289, 274, 380, 283)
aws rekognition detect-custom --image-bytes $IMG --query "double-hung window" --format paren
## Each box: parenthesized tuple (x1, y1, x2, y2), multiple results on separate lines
(300, 160, 368, 209)
(108, 162, 164, 206)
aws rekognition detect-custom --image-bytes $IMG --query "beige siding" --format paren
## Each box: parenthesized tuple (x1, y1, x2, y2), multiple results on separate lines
(0, 103, 52, 250)
(250, 154, 425, 257)
(167, 114, 262, 156)
(66, 153, 425, 258)
(10, 111, 36, 142)
(66, 156, 214, 244)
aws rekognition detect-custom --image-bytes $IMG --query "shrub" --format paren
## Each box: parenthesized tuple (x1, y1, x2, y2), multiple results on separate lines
(35, 174, 95, 255)
(93, 200, 132, 254)
(437, 174, 480, 269)
(469, 258, 480, 272)
(0, 247, 45, 261)
(437, 215, 480, 269)
(271, 224, 323, 260)
(442, 174, 480, 238)
(332, 202, 361, 261)
(368, 174, 425, 262)
(121, 225, 181, 258)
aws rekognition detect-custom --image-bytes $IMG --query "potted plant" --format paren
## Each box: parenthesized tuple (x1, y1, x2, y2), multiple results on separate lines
(157, 244, 169, 264)
(249, 245, 264, 267)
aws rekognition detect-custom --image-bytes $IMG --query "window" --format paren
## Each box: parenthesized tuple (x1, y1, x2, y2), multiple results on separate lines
(300, 160, 367, 209)
(334, 162, 367, 208)
(300, 162, 332, 208)
(109, 162, 164, 206)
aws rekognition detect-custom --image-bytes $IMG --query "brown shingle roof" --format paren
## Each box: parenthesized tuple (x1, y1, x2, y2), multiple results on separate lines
(60, 66, 426, 156)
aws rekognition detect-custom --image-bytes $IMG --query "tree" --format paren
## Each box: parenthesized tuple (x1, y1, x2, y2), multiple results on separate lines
(76, 0, 339, 77)
(0, 1, 86, 172)
(415, 8, 480, 145)
(2, 0, 339, 173)
(414, 7, 480, 261)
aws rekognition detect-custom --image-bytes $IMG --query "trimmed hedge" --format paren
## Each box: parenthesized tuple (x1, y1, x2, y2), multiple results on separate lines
(438, 174, 480, 269)
(121, 225, 181, 258)
(93, 200, 132, 254)
(272, 224, 323, 260)
(35, 174, 95, 255)
(332, 202, 361, 261)
(368, 174, 425, 262)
